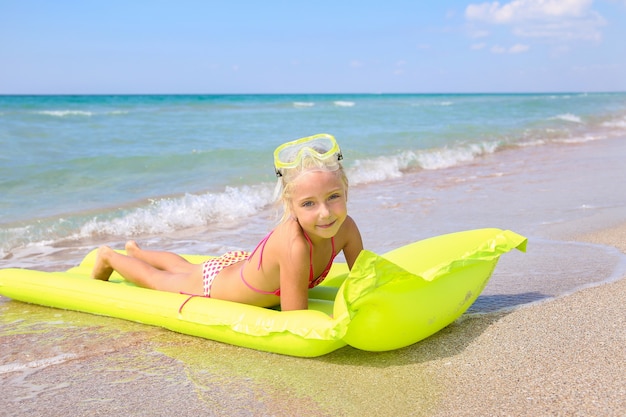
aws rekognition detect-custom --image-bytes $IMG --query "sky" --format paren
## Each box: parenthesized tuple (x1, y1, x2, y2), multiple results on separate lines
(1, 0, 625, 94)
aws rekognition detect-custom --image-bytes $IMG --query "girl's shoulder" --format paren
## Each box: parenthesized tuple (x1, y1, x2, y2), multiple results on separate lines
(268, 220, 310, 255)
(336, 216, 364, 268)
(341, 215, 360, 232)
(336, 215, 361, 242)
(264, 222, 313, 276)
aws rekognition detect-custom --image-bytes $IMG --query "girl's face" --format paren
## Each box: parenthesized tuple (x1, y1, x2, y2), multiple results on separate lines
(290, 170, 348, 241)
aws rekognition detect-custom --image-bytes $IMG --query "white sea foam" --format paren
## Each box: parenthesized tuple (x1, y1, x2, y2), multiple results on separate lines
(333, 101, 355, 107)
(551, 113, 582, 123)
(418, 142, 499, 169)
(1, 185, 274, 254)
(0, 353, 78, 374)
(548, 95, 572, 100)
(601, 117, 626, 130)
(412, 100, 454, 107)
(292, 102, 315, 108)
(349, 155, 407, 184)
(516, 139, 546, 147)
(554, 135, 604, 144)
(348, 141, 500, 184)
(37, 110, 94, 117)
(78, 184, 274, 238)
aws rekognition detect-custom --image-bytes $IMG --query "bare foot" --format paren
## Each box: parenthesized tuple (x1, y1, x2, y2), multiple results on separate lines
(125, 240, 140, 257)
(92, 246, 114, 281)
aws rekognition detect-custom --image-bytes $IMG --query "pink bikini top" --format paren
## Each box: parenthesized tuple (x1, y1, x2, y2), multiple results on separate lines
(240, 230, 336, 297)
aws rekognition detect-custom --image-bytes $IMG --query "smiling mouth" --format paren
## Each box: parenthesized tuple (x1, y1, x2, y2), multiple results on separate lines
(317, 220, 336, 229)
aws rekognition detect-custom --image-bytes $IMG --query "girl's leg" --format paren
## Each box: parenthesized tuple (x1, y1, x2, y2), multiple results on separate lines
(125, 241, 193, 274)
(92, 246, 201, 294)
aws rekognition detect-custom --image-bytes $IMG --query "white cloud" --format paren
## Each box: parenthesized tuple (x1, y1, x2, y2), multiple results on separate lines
(471, 42, 487, 49)
(465, 0, 605, 43)
(466, 0, 593, 23)
(509, 43, 531, 53)
(490, 43, 530, 53)
(512, 11, 604, 41)
(491, 45, 508, 53)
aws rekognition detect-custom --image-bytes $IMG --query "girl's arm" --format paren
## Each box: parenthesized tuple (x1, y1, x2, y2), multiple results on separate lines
(278, 237, 311, 311)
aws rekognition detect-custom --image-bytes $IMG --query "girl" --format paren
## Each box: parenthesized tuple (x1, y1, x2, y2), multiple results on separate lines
(92, 134, 363, 311)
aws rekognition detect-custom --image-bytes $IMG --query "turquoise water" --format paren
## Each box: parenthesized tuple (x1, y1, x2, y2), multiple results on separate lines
(1, 93, 626, 268)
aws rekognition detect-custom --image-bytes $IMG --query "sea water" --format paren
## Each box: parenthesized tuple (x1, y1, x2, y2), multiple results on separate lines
(1, 93, 626, 303)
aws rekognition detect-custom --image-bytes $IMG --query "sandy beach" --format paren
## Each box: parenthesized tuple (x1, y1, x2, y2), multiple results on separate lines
(427, 223, 626, 416)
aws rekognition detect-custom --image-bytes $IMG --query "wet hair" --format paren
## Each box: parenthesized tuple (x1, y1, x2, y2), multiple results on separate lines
(274, 152, 348, 224)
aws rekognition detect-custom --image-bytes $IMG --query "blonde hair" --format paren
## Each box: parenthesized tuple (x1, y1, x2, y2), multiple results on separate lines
(274, 153, 349, 224)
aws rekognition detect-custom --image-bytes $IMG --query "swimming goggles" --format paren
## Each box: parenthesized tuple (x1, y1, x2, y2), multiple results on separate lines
(274, 133, 343, 177)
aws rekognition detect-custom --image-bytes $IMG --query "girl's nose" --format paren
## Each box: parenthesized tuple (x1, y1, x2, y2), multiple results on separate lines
(319, 203, 331, 218)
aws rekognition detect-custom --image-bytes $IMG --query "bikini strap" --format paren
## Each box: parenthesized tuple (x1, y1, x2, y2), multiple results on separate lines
(177, 292, 209, 314)
(312, 236, 336, 286)
(248, 230, 274, 270)
(301, 231, 316, 281)
(240, 229, 336, 296)
(239, 230, 281, 296)
(240, 267, 279, 295)
(302, 231, 336, 283)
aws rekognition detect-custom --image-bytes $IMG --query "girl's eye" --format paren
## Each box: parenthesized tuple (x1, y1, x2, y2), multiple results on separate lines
(329, 193, 341, 200)
(301, 201, 314, 208)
